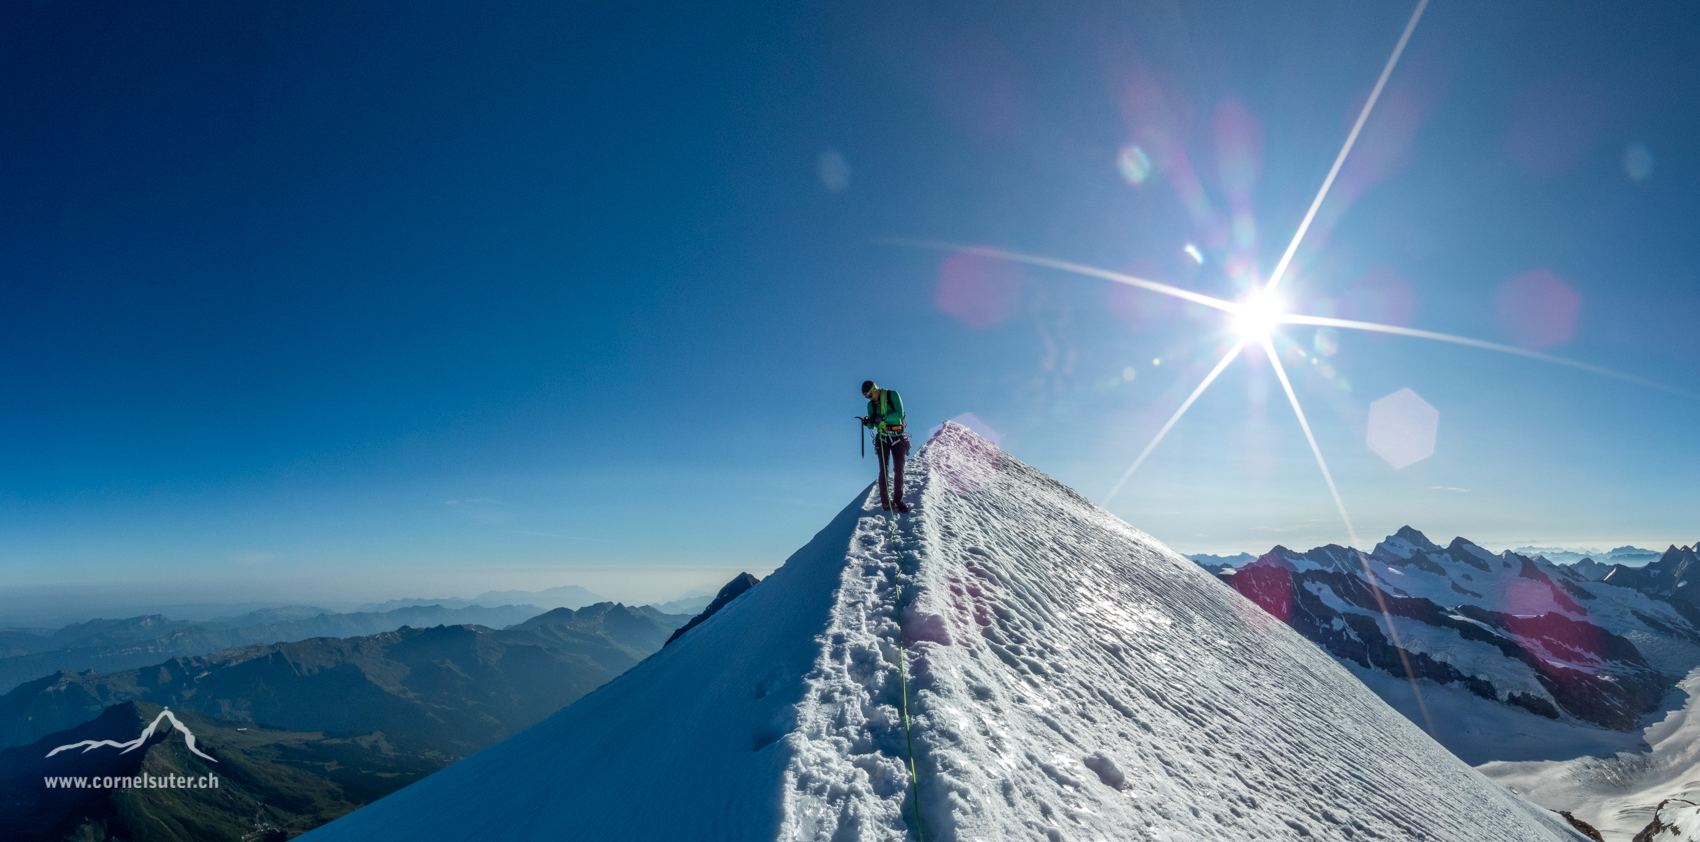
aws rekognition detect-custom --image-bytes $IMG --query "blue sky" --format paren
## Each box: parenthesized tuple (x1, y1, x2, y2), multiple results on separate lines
(2, 0, 1696, 613)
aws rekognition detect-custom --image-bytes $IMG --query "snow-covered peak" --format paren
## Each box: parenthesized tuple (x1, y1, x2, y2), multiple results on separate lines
(1394, 524, 1438, 546)
(1250, 543, 1372, 578)
(303, 422, 1584, 841)
(1376, 525, 1441, 559)
(1185, 551, 1256, 573)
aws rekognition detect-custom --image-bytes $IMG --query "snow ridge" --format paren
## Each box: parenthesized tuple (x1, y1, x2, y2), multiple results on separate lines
(303, 422, 1582, 841)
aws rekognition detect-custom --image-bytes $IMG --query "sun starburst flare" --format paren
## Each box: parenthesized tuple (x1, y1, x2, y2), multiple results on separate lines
(886, 0, 1694, 737)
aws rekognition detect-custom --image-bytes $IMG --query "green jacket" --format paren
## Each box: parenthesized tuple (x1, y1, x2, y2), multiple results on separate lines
(864, 388, 905, 435)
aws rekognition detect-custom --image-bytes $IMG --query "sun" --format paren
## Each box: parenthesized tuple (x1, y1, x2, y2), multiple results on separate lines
(1231, 289, 1284, 340)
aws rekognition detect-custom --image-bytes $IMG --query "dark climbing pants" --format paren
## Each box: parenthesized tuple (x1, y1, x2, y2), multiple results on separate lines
(875, 435, 910, 509)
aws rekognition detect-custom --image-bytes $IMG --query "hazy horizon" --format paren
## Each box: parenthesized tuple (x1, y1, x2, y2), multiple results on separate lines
(3, 519, 1686, 629)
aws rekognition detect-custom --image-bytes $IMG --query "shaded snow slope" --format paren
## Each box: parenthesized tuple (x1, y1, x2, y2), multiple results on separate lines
(1343, 659, 1646, 765)
(304, 423, 1582, 842)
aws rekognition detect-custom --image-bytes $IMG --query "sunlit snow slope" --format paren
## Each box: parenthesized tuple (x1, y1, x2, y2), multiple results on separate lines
(303, 422, 1583, 841)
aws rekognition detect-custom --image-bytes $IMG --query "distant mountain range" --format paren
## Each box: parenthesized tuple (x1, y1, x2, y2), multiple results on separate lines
(0, 602, 688, 751)
(0, 602, 692, 841)
(1597, 544, 1700, 623)
(0, 583, 703, 629)
(1196, 528, 1700, 764)
(650, 592, 717, 616)
(0, 603, 547, 695)
(0, 584, 728, 699)
(1511, 544, 1662, 567)
(1183, 551, 1257, 573)
(356, 584, 605, 613)
(1188, 544, 1663, 574)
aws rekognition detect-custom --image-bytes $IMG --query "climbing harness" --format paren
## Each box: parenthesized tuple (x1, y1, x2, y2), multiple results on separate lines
(885, 512, 927, 842)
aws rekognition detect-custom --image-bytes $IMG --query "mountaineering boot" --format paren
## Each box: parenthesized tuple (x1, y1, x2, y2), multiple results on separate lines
(891, 461, 906, 513)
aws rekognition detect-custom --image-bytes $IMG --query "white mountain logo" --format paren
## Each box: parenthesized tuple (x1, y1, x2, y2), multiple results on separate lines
(45, 707, 217, 762)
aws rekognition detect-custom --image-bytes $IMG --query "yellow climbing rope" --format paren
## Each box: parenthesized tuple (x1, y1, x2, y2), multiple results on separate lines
(886, 513, 927, 842)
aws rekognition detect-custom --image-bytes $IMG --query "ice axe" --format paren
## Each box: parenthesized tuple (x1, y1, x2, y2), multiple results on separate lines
(855, 416, 869, 458)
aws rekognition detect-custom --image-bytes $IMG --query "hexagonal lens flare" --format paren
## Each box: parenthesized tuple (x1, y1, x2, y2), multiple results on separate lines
(1367, 388, 1439, 469)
